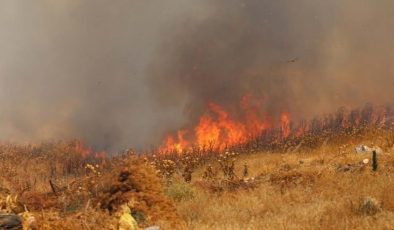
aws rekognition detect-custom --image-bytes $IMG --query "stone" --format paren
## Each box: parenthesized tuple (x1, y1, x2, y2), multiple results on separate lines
(355, 145, 383, 154)
(0, 212, 23, 230)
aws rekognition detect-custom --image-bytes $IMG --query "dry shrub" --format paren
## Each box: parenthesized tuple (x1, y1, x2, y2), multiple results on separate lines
(356, 197, 382, 216)
(194, 152, 262, 193)
(165, 180, 196, 202)
(19, 192, 59, 211)
(0, 142, 183, 229)
(96, 156, 182, 228)
(269, 170, 317, 191)
(196, 177, 261, 193)
(0, 141, 94, 194)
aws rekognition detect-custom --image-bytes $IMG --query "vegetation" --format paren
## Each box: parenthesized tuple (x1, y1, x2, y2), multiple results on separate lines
(152, 125, 394, 229)
(2, 120, 394, 229)
(372, 150, 378, 171)
(0, 142, 180, 229)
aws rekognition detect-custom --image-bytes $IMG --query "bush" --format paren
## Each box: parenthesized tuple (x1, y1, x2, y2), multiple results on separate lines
(165, 180, 196, 202)
(358, 197, 382, 216)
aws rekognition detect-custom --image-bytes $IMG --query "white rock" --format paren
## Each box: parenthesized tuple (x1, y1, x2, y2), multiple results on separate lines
(145, 226, 160, 230)
(355, 145, 383, 154)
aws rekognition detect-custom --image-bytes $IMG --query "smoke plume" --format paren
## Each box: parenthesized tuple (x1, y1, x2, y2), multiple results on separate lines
(148, 0, 394, 135)
(0, 0, 393, 151)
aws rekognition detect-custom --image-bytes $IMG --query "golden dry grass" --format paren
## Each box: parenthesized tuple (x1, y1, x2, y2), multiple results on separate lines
(173, 141, 394, 230)
(2, 128, 394, 229)
(0, 141, 180, 229)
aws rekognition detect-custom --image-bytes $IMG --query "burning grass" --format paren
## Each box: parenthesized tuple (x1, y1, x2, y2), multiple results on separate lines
(2, 104, 394, 229)
(144, 120, 394, 229)
(156, 101, 394, 155)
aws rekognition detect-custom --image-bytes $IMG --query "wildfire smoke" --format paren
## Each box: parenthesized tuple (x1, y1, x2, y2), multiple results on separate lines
(1, 1, 394, 152)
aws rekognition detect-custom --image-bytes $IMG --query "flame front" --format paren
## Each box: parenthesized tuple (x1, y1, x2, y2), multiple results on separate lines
(72, 140, 107, 159)
(158, 95, 290, 154)
(280, 112, 290, 138)
(157, 101, 394, 155)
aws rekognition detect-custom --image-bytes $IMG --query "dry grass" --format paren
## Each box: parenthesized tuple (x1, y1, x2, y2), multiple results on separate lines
(2, 127, 394, 229)
(173, 149, 394, 229)
(166, 129, 394, 230)
(0, 141, 180, 229)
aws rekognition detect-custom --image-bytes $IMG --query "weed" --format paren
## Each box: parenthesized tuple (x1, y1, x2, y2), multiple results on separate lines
(165, 180, 196, 202)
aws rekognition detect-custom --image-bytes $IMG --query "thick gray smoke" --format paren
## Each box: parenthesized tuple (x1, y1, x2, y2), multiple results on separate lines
(0, 0, 205, 150)
(149, 0, 394, 123)
(1, 0, 394, 151)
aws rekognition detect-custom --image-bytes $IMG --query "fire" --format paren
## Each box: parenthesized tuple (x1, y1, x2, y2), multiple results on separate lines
(207, 102, 247, 147)
(160, 130, 189, 154)
(73, 140, 92, 158)
(158, 95, 289, 154)
(280, 112, 291, 138)
(158, 99, 394, 155)
(241, 95, 270, 136)
(195, 114, 221, 147)
(72, 140, 107, 159)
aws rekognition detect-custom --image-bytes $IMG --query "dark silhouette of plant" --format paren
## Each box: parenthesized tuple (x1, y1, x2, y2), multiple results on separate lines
(372, 151, 378, 171)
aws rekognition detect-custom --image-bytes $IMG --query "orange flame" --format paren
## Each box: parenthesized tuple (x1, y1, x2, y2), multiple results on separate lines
(157, 102, 394, 154)
(280, 112, 291, 138)
(158, 95, 288, 154)
(73, 140, 92, 158)
(72, 140, 107, 159)
(195, 114, 221, 148)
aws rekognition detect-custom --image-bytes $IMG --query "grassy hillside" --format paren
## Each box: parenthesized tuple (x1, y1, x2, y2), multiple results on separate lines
(1, 128, 394, 229)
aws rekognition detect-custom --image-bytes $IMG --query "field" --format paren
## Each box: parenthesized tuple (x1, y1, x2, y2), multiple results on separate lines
(2, 1, 394, 230)
(174, 149, 394, 229)
(2, 127, 394, 229)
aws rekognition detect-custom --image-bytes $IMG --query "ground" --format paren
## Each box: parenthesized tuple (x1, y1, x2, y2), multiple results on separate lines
(1, 128, 394, 229)
(173, 149, 394, 229)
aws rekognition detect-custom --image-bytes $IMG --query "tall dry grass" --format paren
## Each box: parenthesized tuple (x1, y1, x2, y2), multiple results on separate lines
(0, 141, 180, 229)
(166, 129, 394, 229)
(2, 127, 394, 229)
